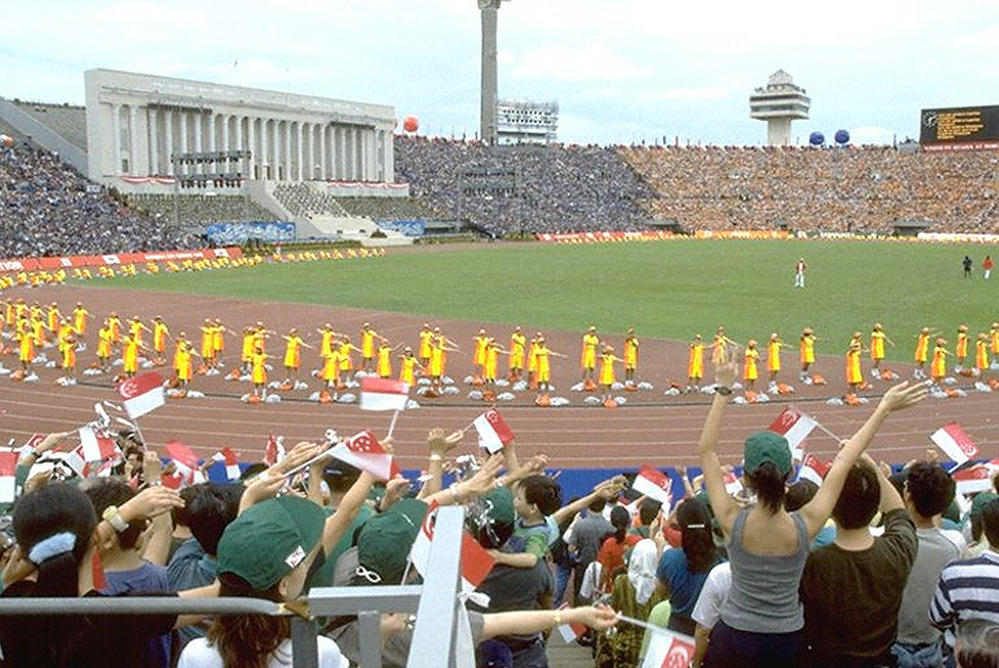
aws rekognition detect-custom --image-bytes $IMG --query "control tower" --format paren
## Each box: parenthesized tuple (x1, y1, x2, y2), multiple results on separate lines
(749, 70, 810, 146)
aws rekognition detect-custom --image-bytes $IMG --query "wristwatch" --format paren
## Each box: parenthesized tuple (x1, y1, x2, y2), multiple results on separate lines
(716, 386, 733, 396)
(102, 505, 129, 533)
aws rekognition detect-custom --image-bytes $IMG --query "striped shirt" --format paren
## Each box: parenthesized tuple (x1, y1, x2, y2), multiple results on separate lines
(929, 550, 999, 649)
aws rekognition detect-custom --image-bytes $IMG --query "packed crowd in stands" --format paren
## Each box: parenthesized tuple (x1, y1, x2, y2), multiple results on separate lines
(1, 355, 998, 668)
(126, 194, 279, 228)
(394, 136, 655, 236)
(620, 145, 999, 234)
(273, 183, 349, 219)
(0, 144, 196, 257)
(336, 196, 439, 222)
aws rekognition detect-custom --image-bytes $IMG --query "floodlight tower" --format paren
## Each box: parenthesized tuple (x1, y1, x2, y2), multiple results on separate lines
(749, 70, 811, 146)
(479, 0, 510, 145)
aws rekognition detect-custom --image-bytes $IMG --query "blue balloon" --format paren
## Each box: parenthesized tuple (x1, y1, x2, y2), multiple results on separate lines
(809, 131, 825, 146)
(834, 129, 850, 145)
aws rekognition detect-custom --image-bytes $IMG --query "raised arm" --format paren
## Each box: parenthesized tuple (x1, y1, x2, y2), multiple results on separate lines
(699, 358, 740, 537)
(798, 380, 929, 537)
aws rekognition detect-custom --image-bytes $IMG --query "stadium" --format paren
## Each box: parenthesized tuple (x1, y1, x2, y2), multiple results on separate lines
(1, 4, 998, 666)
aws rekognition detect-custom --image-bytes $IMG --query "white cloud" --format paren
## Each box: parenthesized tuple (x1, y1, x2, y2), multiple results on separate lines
(849, 126, 896, 146)
(640, 87, 729, 102)
(510, 45, 649, 82)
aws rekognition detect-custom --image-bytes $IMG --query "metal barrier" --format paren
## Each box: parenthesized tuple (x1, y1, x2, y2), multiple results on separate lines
(0, 506, 471, 668)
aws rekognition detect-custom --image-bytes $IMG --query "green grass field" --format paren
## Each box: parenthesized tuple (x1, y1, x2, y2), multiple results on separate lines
(98, 240, 997, 362)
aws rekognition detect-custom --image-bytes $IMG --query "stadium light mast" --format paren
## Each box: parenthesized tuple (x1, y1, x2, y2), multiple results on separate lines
(749, 70, 811, 146)
(478, 0, 510, 145)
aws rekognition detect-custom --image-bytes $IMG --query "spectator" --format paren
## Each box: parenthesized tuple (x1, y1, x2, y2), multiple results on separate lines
(954, 619, 999, 668)
(596, 505, 641, 592)
(568, 496, 615, 601)
(930, 496, 999, 657)
(799, 457, 918, 667)
(893, 461, 965, 667)
(785, 479, 836, 548)
(595, 539, 664, 667)
(691, 562, 732, 668)
(656, 497, 724, 636)
(698, 354, 928, 668)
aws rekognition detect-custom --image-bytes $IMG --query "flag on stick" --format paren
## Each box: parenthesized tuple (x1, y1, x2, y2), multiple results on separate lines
(640, 628, 696, 668)
(78, 426, 119, 463)
(330, 430, 398, 480)
(359, 377, 409, 412)
(211, 447, 242, 480)
(797, 454, 832, 486)
(473, 408, 515, 453)
(632, 466, 673, 506)
(953, 461, 999, 494)
(768, 406, 818, 459)
(0, 450, 17, 503)
(408, 502, 495, 592)
(117, 372, 165, 419)
(931, 422, 978, 464)
(264, 433, 285, 466)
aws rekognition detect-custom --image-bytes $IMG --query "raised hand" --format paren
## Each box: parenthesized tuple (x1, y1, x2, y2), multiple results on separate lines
(120, 485, 184, 522)
(878, 380, 931, 413)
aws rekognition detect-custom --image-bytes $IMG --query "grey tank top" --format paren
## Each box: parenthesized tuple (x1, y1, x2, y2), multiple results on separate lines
(719, 507, 810, 633)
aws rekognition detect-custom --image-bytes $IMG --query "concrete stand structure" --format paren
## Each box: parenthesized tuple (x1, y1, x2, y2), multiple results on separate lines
(749, 70, 811, 146)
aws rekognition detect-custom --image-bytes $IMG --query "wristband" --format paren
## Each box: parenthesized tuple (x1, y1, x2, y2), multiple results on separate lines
(429, 453, 443, 462)
(554, 611, 562, 626)
(102, 505, 129, 533)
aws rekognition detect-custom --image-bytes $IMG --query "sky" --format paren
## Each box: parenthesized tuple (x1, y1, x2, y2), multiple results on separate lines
(2, 0, 997, 146)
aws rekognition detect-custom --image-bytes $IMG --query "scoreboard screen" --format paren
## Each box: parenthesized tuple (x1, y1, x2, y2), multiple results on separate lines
(920, 105, 999, 151)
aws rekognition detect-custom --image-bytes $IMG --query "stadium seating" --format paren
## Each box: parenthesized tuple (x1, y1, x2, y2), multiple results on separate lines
(273, 183, 349, 218)
(126, 194, 281, 227)
(336, 196, 439, 222)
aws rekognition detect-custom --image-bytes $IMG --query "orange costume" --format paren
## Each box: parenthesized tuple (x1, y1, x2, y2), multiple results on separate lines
(688, 339, 704, 380)
(509, 330, 526, 374)
(399, 353, 419, 386)
(871, 330, 887, 362)
(956, 327, 968, 362)
(976, 335, 990, 372)
(846, 347, 863, 385)
(743, 346, 759, 382)
(623, 335, 639, 371)
(930, 343, 948, 380)
(800, 332, 816, 366)
(914, 332, 930, 364)
(991, 324, 999, 356)
(377, 344, 393, 378)
(283, 335, 305, 369)
(599, 352, 619, 386)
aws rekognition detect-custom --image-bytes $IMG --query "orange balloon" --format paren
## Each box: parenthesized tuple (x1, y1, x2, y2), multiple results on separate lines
(402, 115, 419, 133)
(0, 135, 13, 148)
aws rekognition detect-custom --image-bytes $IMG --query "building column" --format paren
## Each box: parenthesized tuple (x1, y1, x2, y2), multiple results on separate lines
(272, 119, 280, 180)
(319, 125, 328, 181)
(244, 117, 254, 179)
(221, 115, 230, 155)
(148, 107, 159, 176)
(110, 104, 122, 176)
(164, 110, 174, 176)
(179, 112, 189, 175)
(283, 121, 292, 180)
(383, 128, 394, 183)
(193, 114, 203, 176)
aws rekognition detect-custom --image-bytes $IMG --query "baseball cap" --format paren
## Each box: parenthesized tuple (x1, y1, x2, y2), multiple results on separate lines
(743, 431, 792, 477)
(217, 496, 325, 591)
(356, 498, 428, 584)
(971, 492, 999, 523)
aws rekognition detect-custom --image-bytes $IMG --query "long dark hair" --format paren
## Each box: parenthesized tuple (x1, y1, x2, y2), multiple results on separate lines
(676, 499, 719, 574)
(744, 461, 788, 514)
(207, 573, 290, 668)
(12, 482, 96, 596)
(610, 505, 630, 543)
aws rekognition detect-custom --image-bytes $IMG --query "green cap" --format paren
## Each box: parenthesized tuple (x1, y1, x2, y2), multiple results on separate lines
(356, 498, 428, 584)
(483, 487, 515, 527)
(971, 492, 999, 521)
(217, 496, 325, 591)
(743, 430, 793, 477)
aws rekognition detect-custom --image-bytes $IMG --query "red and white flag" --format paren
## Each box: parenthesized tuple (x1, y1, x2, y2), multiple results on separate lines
(166, 439, 201, 486)
(555, 603, 589, 643)
(409, 502, 495, 592)
(211, 447, 241, 480)
(117, 372, 165, 419)
(797, 454, 832, 486)
(473, 408, 515, 453)
(359, 377, 409, 412)
(330, 430, 398, 480)
(78, 426, 119, 463)
(953, 460, 999, 495)
(931, 422, 979, 464)
(722, 470, 743, 495)
(769, 406, 818, 459)
(264, 433, 285, 466)
(0, 449, 18, 503)
(641, 629, 696, 668)
(633, 466, 673, 506)
(18, 433, 45, 462)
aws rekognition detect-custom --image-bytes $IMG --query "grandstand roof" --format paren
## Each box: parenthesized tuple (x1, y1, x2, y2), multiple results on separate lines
(10, 101, 87, 151)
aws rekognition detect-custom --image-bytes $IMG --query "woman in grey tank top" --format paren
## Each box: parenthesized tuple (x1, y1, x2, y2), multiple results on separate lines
(697, 351, 929, 668)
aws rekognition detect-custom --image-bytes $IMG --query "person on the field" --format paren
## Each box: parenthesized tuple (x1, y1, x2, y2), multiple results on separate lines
(598, 345, 622, 403)
(870, 323, 894, 378)
(107, 311, 123, 345)
(338, 335, 360, 388)
(914, 327, 935, 380)
(508, 326, 526, 381)
(687, 334, 705, 393)
(376, 340, 401, 379)
(955, 325, 970, 372)
(251, 346, 270, 401)
(121, 330, 149, 379)
(766, 333, 785, 387)
(963, 255, 973, 278)
(398, 346, 419, 387)
(47, 302, 62, 340)
(930, 338, 951, 386)
(199, 319, 215, 371)
(712, 326, 735, 365)
(129, 315, 151, 349)
(473, 328, 490, 379)
(743, 340, 760, 392)
(281, 328, 312, 386)
(581, 326, 600, 383)
(212, 319, 228, 368)
(73, 302, 90, 339)
(623, 327, 640, 386)
(482, 338, 508, 398)
(428, 329, 458, 394)
(174, 333, 196, 390)
(800, 327, 817, 383)
(984, 255, 994, 280)
(360, 322, 379, 373)
(16, 315, 34, 375)
(976, 333, 991, 379)
(794, 258, 807, 288)
(535, 336, 566, 399)
(152, 316, 170, 364)
(527, 333, 541, 388)
(58, 319, 77, 383)
(846, 340, 864, 396)
(239, 325, 255, 375)
(418, 322, 433, 368)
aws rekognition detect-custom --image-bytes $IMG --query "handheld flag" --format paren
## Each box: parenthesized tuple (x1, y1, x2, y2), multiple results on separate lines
(931, 422, 978, 464)
(330, 430, 398, 480)
(632, 466, 673, 506)
(165, 439, 201, 486)
(0, 450, 17, 503)
(211, 447, 242, 481)
(769, 406, 817, 459)
(555, 603, 589, 643)
(408, 502, 495, 592)
(797, 454, 832, 486)
(78, 426, 119, 463)
(359, 377, 409, 412)
(264, 433, 285, 466)
(117, 372, 165, 419)
(953, 461, 998, 495)
(641, 629, 696, 668)
(473, 408, 515, 453)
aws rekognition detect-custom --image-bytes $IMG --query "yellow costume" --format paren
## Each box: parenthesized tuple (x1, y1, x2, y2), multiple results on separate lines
(846, 348, 862, 385)
(377, 345, 393, 378)
(800, 333, 816, 366)
(930, 345, 947, 379)
(688, 342, 704, 380)
(599, 353, 618, 386)
(509, 331, 526, 373)
(743, 348, 759, 382)
(252, 352, 268, 385)
(580, 332, 599, 370)
(419, 327, 433, 361)
(623, 336, 639, 371)
(283, 335, 304, 369)
(871, 331, 886, 362)
(767, 340, 782, 373)
(535, 346, 552, 384)
(399, 354, 418, 386)
(122, 337, 140, 375)
(153, 321, 169, 354)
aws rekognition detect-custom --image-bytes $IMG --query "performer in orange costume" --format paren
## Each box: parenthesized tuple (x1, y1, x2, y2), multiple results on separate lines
(598, 345, 622, 404)
(955, 325, 969, 371)
(766, 333, 785, 385)
(508, 326, 526, 381)
(282, 328, 312, 385)
(930, 338, 950, 384)
(743, 340, 760, 391)
(623, 328, 639, 386)
(687, 334, 704, 393)
(846, 341, 864, 396)
(913, 327, 935, 379)
(869, 323, 894, 378)
(580, 326, 599, 382)
(799, 327, 817, 383)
